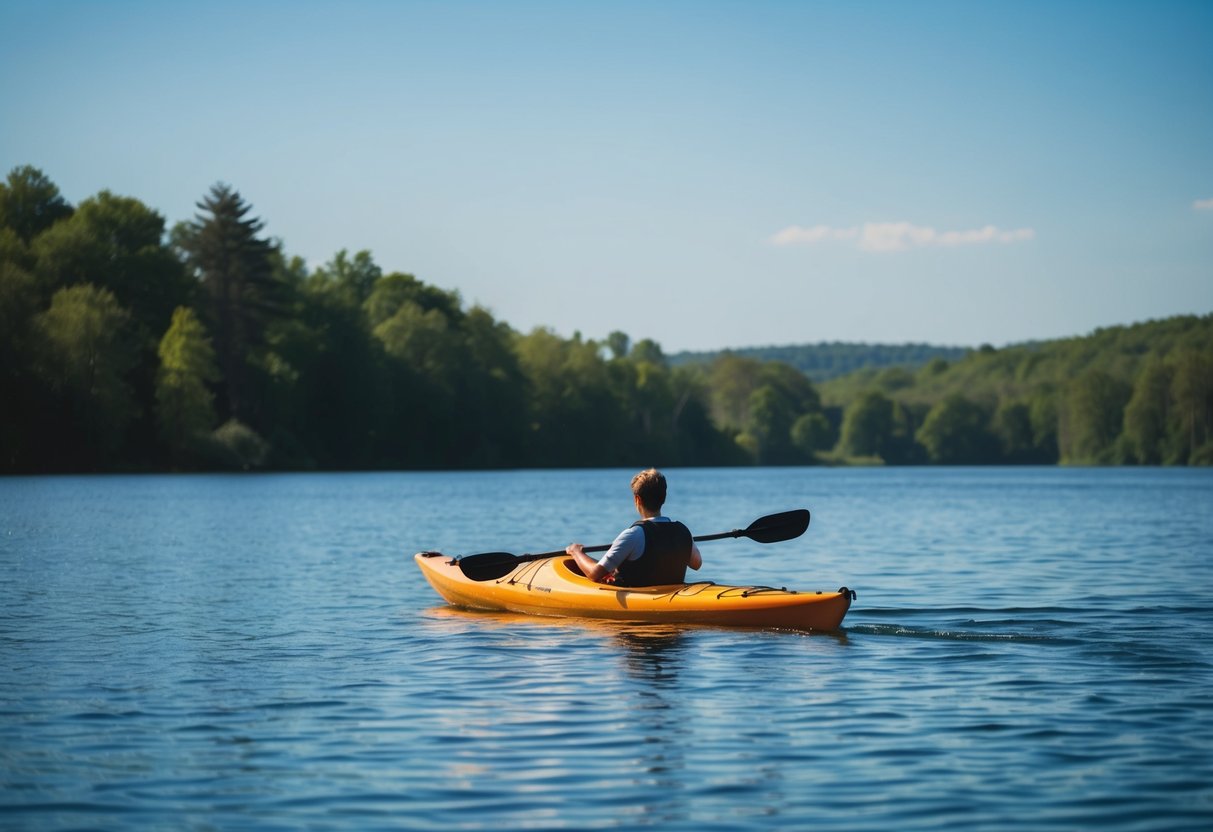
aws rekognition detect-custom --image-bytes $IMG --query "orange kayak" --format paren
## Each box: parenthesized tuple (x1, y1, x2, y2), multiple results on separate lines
(414, 552, 854, 632)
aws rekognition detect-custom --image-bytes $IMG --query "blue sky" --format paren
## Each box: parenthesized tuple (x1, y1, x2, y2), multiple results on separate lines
(2, 0, 1210, 352)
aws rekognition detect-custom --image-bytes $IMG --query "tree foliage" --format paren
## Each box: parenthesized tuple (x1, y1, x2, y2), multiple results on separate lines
(839, 391, 895, 459)
(2, 165, 1210, 472)
(173, 184, 283, 422)
(34, 284, 137, 469)
(1121, 358, 1173, 464)
(1061, 369, 1133, 464)
(34, 191, 191, 334)
(156, 306, 219, 461)
(822, 316, 1213, 466)
(0, 165, 73, 244)
(917, 395, 999, 464)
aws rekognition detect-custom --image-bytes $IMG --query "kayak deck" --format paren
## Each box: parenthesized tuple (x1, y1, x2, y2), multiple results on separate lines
(414, 552, 854, 632)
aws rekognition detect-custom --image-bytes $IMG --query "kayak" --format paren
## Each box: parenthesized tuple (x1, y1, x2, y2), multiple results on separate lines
(414, 551, 855, 632)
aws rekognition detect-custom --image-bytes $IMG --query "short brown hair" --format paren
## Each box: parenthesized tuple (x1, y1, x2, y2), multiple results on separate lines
(631, 468, 667, 511)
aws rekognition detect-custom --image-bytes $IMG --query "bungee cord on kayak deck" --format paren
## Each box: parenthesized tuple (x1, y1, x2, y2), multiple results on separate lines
(498, 557, 548, 588)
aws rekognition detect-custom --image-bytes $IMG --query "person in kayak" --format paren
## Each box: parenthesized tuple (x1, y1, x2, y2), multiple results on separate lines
(566, 468, 703, 586)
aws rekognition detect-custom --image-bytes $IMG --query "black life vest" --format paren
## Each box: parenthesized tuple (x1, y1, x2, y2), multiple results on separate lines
(613, 519, 693, 587)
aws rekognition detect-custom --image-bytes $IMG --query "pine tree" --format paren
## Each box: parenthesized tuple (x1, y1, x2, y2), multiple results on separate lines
(173, 184, 282, 422)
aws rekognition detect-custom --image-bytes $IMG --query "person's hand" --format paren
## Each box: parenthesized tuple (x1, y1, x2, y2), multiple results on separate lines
(566, 543, 584, 557)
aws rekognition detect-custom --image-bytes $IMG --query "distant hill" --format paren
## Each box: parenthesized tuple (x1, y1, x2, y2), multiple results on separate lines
(669, 342, 972, 382)
(813, 314, 1213, 466)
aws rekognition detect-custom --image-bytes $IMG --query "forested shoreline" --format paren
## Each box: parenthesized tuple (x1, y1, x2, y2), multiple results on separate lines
(2, 165, 1211, 473)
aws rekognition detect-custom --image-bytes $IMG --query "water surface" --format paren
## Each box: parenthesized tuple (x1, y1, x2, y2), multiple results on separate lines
(2, 468, 1211, 829)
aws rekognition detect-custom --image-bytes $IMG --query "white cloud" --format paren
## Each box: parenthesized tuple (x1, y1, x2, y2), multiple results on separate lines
(770, 221, 1035, 252)
(860, 222, 939, 252)
(1194, 197, 1213, 211)
(769, 224, 859, 246)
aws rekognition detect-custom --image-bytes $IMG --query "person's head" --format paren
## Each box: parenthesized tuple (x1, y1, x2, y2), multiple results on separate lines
(631, 468, 667, 514)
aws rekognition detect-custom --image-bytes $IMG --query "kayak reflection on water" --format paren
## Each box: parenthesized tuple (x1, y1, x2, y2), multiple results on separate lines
(612, 626, 688, 686)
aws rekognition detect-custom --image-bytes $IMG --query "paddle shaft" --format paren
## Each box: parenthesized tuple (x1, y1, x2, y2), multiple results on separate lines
(501, 528, 732, 562)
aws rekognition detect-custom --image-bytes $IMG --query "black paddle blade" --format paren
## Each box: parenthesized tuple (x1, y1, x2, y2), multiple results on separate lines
(744, 509, 810, 544)
(455, 551, 523, 582)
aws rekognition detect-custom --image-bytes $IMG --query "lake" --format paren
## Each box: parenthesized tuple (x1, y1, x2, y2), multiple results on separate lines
(1, 467, 1211, 830)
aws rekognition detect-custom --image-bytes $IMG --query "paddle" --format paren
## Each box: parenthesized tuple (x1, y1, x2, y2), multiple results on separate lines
(453, 509, 810, 582)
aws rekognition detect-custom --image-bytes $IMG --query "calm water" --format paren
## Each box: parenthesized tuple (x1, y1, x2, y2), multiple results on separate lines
(2, 467, 1211, 830)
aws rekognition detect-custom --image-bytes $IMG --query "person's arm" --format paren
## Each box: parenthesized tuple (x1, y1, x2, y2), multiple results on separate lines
(688, 541, 702, 571)
(567, 526, 642, 584)
(566, 543, 609, 582)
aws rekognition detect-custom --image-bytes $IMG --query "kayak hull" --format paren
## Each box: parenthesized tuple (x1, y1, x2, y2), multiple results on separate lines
(414, 552, 853, 632)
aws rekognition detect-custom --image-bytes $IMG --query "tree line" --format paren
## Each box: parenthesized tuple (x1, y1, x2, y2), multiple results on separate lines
(817, 317, 1213, 465)
(2, 165, 1209, 472)
(0, 166, 820, 472)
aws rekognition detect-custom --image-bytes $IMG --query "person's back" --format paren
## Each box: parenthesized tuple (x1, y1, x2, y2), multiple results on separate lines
(613, 517, 693, 586)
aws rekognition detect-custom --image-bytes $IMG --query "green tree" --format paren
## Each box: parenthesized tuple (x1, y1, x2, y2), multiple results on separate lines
(369, 278, 528, 467)
(1121, 358, 1173, 464)
(0, 165, 73, 243)
(363, 270, 463, 328)
(0, 227, 27, 269)
(1171, 349, 1213, 463)
(0, 258, 41, 470)
(839, 390, 895, 459)
(156, 306, 219, 460)
(887, 400, 926, 464)
(173, 184, 283, 422)
(1063, 369, 1132, 463)
(606, 330, 630, 360)
(917, 395, 999, 464)
(374, 297, 462, 466)
(920, 357, 950, 378)
(993, 400, 1048, 463)
(0, 259, 38, 371)
(669, 365, 741, 465)
(210, 419, 270, 470)
(791, 411, 834, 458)
(708, 354, 823, 458)
(314, 249, 382, 306)
(630, 338, 666, 366)
(874, 366, 915, 392)
(708, 353, 763, 430)
(1028, 390, 1059, 461)
(459, 305, 527, 467)
(34, 285, 136, 469)
(281, 275, 384, 469)
(374, 300, 461, 380)
(761, 361, 821, 412)
(514, 328, 625, 466)
(610, 349, 674, 451)
(746, 384, 796, 464)
(33, 191, 192, 333)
